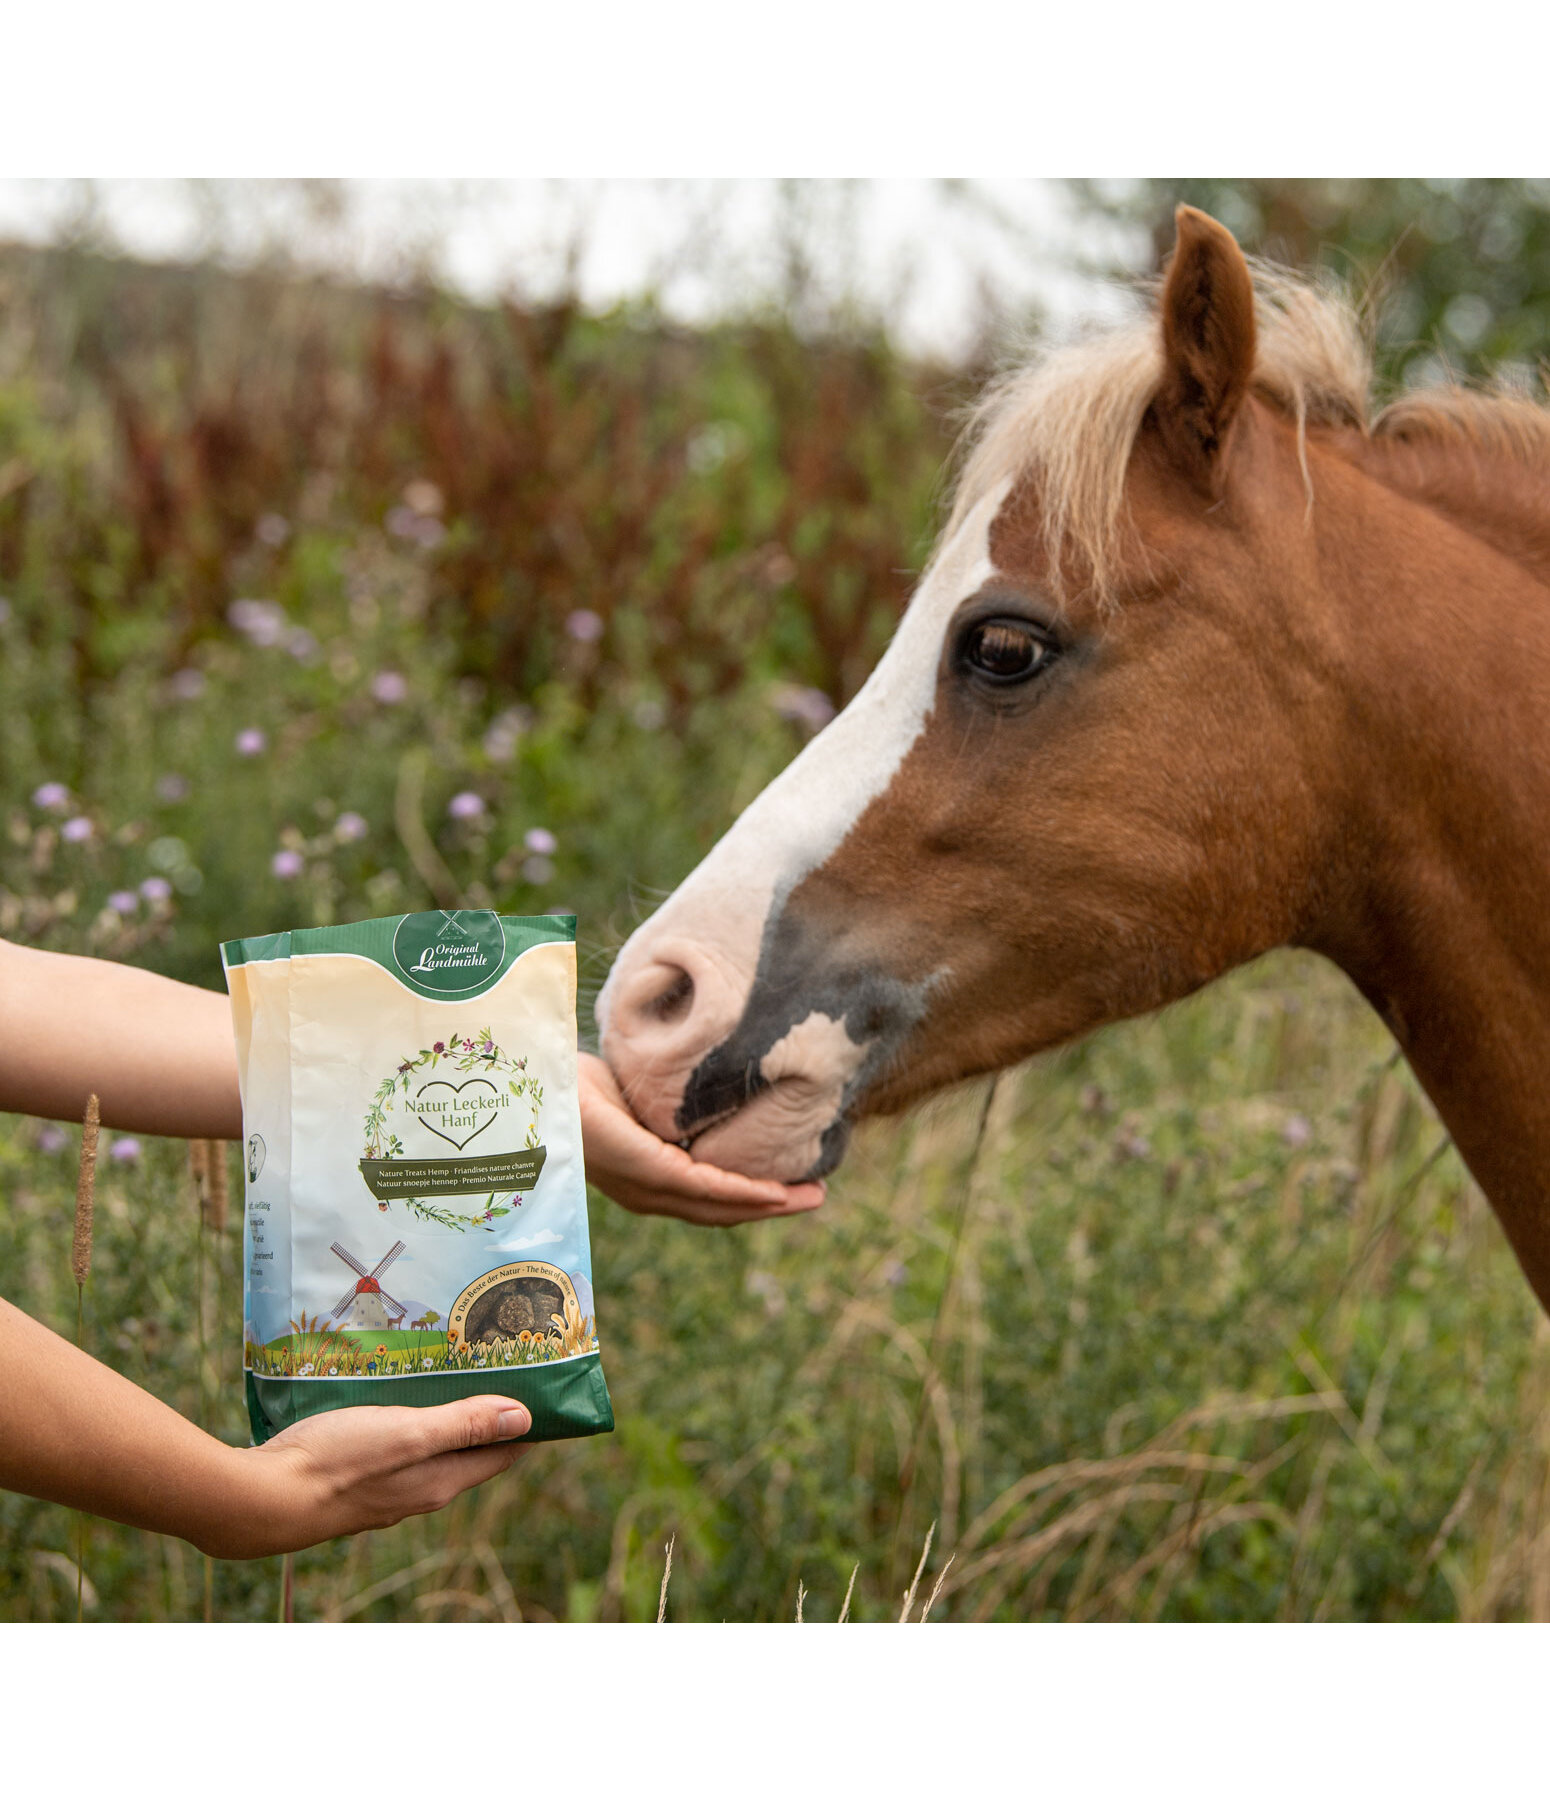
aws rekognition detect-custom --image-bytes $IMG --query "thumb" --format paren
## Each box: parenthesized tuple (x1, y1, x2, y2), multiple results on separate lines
(413, 1395, 532, 1458)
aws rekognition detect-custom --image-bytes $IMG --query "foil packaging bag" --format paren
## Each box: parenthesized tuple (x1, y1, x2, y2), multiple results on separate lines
(222, 909, 613, 1445)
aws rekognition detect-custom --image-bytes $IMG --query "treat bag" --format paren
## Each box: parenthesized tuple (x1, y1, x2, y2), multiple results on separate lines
(222, 909, 613, 1444)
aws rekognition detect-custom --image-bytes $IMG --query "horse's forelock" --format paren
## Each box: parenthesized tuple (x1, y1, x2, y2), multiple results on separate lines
(945, 262, 1382, 602)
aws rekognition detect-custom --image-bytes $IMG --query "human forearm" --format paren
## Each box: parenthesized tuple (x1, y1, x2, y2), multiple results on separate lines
(0, 1297, 531, 1559)
(0, 940, 241, 1138)
(0, 1296, 256, 1552)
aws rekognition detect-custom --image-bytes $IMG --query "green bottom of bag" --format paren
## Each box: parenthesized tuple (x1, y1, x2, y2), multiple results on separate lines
(245, 1349, 614, 1446)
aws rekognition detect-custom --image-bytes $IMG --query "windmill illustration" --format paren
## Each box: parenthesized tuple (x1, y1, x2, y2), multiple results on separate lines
(326, 1239, 410, 1329)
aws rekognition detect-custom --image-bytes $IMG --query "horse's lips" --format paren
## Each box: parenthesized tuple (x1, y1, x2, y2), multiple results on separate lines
(609, 1057, 834, 1181)
(673, 1100, 742, 1151)
(680, 1078, 844, 1185)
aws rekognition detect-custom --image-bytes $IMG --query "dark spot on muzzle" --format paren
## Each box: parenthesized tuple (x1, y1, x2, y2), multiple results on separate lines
(675, 907, 932, 1180)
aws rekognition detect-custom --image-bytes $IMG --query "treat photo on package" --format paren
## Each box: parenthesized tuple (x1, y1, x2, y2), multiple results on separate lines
(221, 908, 613, 1445)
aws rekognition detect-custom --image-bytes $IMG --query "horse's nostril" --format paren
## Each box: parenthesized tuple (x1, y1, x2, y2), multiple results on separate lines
(643, 965, 695, 1026)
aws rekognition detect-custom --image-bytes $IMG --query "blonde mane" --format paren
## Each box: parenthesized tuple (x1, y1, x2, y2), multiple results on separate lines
(949, 261, 1550, 600)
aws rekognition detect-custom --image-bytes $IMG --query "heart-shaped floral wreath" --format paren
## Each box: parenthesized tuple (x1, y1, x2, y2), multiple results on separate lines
(361, 1027, 544, 1232)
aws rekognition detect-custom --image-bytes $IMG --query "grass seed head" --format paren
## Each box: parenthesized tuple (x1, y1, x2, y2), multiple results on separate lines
(206, 1142, 229, 1230)
(71, 1093, 100, 1290)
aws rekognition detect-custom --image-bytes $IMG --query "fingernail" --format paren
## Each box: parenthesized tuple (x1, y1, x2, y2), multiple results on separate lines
(496, 1404, 532, 1439)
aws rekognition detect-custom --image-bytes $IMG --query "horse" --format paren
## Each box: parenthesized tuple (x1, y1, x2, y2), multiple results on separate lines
(598, 205, 1550, 1317)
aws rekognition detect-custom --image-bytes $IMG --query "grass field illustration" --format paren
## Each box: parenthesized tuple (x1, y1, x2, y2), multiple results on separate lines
(245, 1300, 597, 1378)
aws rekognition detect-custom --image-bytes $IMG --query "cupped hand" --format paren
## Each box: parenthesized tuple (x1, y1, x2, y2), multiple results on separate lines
(197, 1395, 532, 1560)
(579, 1052, 826, 1227)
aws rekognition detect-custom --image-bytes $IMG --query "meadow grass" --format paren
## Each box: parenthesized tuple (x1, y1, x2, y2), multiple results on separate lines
(5, 947, 1549, 1621)
(2, 242, 1549, 1620)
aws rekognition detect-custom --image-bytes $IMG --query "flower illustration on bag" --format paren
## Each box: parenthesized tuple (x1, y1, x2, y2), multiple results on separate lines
(359, 1028, 545, 1231)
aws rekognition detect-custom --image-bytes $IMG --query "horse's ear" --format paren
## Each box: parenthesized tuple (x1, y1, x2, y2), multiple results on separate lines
(1153, 205, 1257, 489)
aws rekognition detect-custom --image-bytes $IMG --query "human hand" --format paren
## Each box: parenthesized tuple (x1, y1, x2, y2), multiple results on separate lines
(195, 1395, 532, 1560)
(579, 1052, 826, 1227)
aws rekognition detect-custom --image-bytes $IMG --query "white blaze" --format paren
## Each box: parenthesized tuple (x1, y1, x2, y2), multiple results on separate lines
(597, 482, 1006, 1066)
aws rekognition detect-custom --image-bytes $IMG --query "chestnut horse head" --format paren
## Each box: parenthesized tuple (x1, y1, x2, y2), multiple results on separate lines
(598, 206, 1550, 1307)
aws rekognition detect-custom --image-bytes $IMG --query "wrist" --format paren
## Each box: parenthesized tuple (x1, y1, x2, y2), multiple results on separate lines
(180, 1440, 297, 1561)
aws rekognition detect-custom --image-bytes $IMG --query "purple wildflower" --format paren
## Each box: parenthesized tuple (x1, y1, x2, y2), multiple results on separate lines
(107, 890, 138, 915)
(32, 782, 69, 811)
(271, 849, 305, 880)
(523, 827, 557, 856)
(228, 598, 287, 647)
(371, 671, 408, 705)
(334, 811, 368, 843)
(770, 683, 836, 733)
(139, 876, 173, 904)
(235, 728, 267, 757)
(483, 705, 533, 762)
(1283, 1114, 1314, 1149)
(448, 791, 485, 821)
(387, 506, 443, 547)
(109, 1138, 141, 1163)
(1114, 1127, 1153, 1162)
(36, 1124, 68, 1154)
(60, 817, 93, 843)
(565, 608, 604, 644)
(432, 1041, 445, 1054)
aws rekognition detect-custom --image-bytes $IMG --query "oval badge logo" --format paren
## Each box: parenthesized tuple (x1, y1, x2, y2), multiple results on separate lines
(390, 910, 506, 994)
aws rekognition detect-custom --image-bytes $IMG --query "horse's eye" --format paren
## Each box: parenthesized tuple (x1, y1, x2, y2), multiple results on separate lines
(961, 618, 1057, 684)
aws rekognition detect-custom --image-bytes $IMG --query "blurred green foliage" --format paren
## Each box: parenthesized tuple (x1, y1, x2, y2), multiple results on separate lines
(0, 243, 953, 993)
(4, 216, 1550, 1621)
(1075, 178, 1550, 390)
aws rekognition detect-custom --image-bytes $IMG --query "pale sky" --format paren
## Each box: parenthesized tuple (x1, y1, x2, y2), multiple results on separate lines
(0, 179, 1148, 363)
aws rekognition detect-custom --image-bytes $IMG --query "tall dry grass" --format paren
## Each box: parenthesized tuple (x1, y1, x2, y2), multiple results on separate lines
(9, 951, 1548, 1621)
(70, 1092, 99, 1620)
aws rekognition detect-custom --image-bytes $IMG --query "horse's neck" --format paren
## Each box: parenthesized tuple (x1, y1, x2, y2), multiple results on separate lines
(1337, 868, 1550, 1313)
(1313, 430, 1550, 1307)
